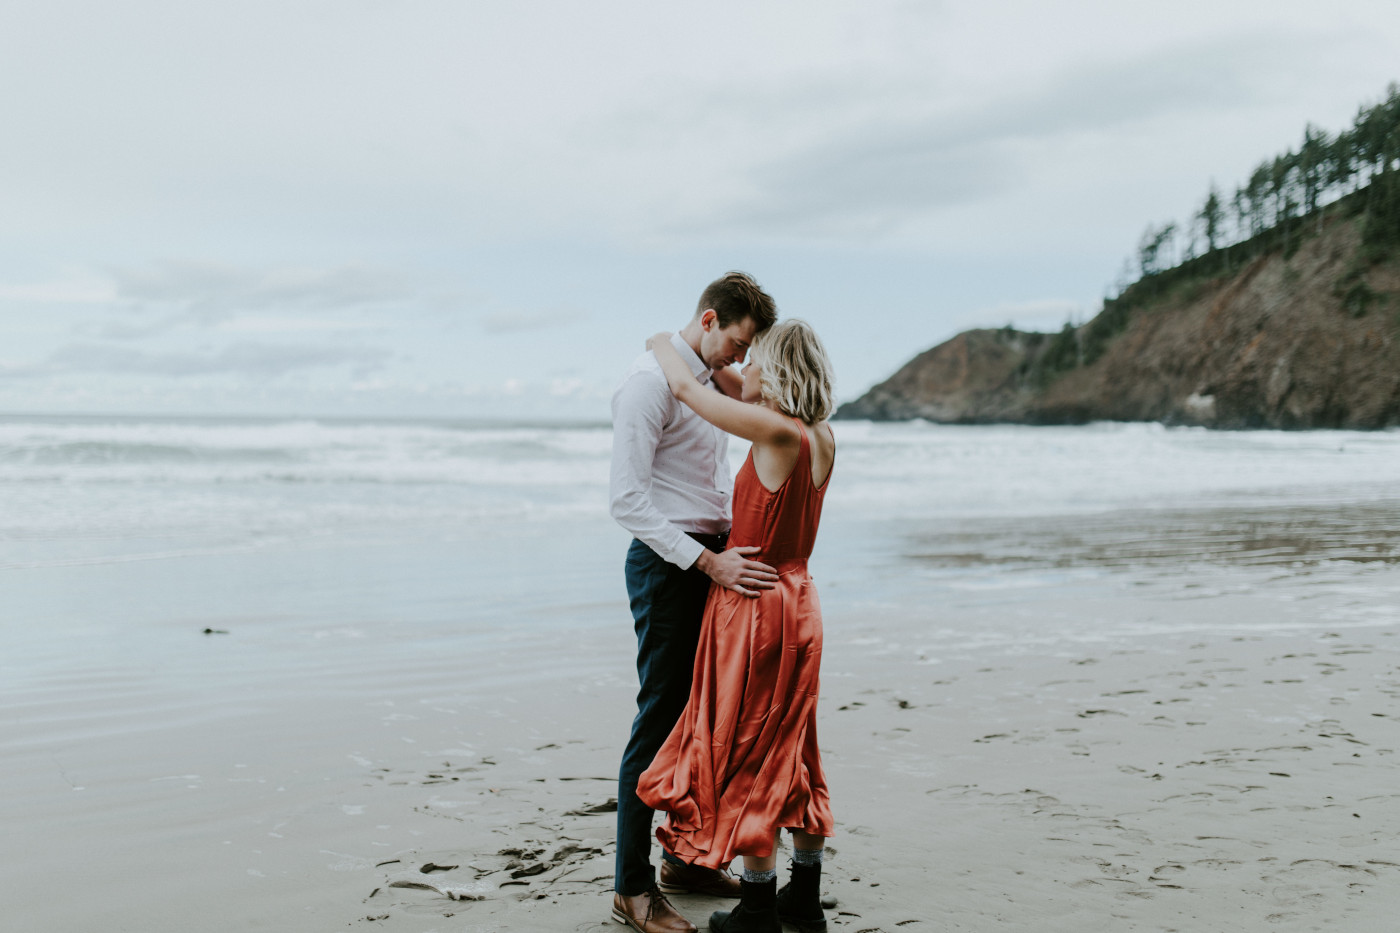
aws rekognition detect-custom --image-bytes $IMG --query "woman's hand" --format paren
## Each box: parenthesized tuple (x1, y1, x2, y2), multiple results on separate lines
(649, 332, 693, 401)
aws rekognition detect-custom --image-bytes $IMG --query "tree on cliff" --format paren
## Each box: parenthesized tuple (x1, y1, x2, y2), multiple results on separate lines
(1123, 82, 1400, 281)
(1137, 222, 1177, 277)
(839, 82, 1400, 430)
(1198, 185, 1224, 255)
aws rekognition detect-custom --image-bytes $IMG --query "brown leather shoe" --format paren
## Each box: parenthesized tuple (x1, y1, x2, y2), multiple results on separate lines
(659, 860, 742, 898)
(612, 887, 697, 933)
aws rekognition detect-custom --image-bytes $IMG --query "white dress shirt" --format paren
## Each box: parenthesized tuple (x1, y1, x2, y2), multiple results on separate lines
(610, 333, 732, 570)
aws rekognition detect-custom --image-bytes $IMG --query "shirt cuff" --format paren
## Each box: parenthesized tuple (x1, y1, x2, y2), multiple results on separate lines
(673, 534, 706, 571)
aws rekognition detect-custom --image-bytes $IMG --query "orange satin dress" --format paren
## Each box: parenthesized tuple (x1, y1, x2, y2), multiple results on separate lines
(637, 421, 834, 866)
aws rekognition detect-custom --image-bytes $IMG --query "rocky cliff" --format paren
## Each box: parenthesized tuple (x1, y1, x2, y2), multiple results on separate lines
(837, 214, 1400, 429)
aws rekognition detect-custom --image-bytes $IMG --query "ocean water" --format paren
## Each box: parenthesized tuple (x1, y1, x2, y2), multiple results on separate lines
(4, 415, 1397, 561)
(3, 413, 1396, 671)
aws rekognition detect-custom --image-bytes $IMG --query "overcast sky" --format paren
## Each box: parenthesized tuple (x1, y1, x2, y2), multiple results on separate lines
(2, 0, 1397, 420)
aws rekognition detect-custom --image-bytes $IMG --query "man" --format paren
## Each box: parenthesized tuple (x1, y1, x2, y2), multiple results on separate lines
(608, 272, 780, 933)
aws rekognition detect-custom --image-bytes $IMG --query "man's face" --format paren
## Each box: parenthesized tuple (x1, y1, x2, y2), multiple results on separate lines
(698, 314, 759, 371)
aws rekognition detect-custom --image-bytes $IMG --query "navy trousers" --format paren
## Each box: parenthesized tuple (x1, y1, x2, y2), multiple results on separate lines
(614, 535, 719, 896)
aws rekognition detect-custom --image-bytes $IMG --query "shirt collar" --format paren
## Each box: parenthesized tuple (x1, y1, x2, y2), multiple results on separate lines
(671, 332, 711, 385)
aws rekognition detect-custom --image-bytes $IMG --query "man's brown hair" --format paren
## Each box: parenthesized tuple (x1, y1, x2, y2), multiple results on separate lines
(696, 271, 777, 332)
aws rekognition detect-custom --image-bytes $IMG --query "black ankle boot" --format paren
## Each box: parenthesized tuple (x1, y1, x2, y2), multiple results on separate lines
(708, 877, 778, 933)
(776, 861, 826, 933)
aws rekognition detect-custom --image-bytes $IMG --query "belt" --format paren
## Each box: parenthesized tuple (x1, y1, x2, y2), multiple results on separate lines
(686, 530, 730, 552)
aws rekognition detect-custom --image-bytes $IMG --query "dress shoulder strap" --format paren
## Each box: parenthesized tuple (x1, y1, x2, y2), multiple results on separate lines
(791, 417, 810, 455)
(790, 416, 818, 490)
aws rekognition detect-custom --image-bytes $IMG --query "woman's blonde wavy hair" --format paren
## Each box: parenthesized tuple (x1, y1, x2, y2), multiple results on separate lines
(748, 318, 835, 424)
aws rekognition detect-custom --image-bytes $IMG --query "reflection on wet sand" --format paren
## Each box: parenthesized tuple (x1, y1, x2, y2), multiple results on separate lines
(905, 500, 1400, 572)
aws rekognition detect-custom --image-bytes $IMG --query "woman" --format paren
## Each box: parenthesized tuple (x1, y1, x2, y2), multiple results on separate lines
(637, 319, 836, 933)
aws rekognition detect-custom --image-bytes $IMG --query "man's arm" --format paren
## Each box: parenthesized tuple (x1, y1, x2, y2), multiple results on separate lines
(609, 370, 706, 570)
(609, 368, 777, 597)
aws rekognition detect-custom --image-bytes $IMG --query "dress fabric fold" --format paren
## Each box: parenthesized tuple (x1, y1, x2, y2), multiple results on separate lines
(637, 421, 834, 866)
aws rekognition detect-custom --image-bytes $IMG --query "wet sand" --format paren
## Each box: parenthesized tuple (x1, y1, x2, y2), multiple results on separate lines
(349, 502, 1400, 932)
(343, 633, 1400, 932)
(6, 502, 1400, 931)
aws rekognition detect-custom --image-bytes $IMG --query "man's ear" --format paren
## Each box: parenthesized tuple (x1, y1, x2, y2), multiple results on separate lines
(699, 308, 717, 331)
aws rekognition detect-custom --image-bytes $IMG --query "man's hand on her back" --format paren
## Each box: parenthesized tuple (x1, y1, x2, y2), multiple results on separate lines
(696, 546, 778, 598)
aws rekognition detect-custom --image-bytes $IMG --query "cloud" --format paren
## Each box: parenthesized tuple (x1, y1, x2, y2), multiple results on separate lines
(216, 316, 382, 334)
(94, 261, 420, 339)
(676, 32, 1299, 239)
(0, 279, 115, 304)
(40, 341, 392, 379)
(0, 360, 46, 379)
(113, 261, 411, 310)
(479, 306, 582, 335)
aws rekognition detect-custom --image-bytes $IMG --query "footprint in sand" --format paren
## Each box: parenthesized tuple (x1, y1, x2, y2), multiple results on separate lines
(387, 879, 490, 901)
(380, 839, 615, 909)
(1262, 858, 1381, 905)
(564, 797, 617, 816)
(1148, 863, 1185, 888)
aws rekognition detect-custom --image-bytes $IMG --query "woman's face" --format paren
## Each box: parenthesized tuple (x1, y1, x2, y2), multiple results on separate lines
(740, 360, 764, 404)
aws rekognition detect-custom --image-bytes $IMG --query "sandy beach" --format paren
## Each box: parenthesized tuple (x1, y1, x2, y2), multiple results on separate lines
(334, 507, 1400, 933)
(325, 633, 1400, 933)
(9, 511, 1398, 932)
(4, 420, 1398, 932)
